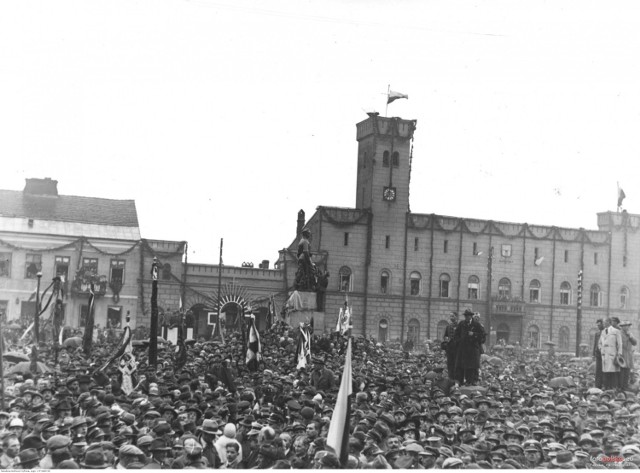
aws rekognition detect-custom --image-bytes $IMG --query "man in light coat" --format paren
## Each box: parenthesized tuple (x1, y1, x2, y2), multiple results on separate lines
(599, 317, 623, 390)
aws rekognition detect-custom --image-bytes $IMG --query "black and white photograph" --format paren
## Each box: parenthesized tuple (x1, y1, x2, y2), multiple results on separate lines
(1, 0, 640, 469)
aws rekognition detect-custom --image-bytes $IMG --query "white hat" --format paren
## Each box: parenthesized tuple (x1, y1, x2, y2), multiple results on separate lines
(9, 418, 24, 428)
(443, 457, 464, 469)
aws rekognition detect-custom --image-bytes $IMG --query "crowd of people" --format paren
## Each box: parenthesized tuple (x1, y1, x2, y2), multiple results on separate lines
(0, 312, 640, 470)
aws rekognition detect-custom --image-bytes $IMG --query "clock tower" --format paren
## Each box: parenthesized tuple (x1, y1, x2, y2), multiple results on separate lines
(355, 113, 417, 212)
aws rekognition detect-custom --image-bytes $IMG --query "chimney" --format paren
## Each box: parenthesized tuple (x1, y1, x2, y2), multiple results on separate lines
(24, 178, 59, 196)
(296, 209, 305, 237)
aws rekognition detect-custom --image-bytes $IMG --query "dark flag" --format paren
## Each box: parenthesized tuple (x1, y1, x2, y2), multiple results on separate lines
(98, 313, 132, 372)
(245, 314, 261, 372)
(82, 283, 96, 356)
(175, 325, 187, 371)
(618, 187, 627, 208)
(326, 337, 353, 466)
(149, 257, 159, 370)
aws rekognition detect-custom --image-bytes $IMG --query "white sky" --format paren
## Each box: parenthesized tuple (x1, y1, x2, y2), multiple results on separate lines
(1, 0, 639, 266)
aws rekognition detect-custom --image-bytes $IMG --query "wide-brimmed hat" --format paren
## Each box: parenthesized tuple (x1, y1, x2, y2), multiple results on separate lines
(81, 449, 110, 469)
(200, 419, 222, 435)
(16, 448, 41, 466)
(551, 450, 575, 466)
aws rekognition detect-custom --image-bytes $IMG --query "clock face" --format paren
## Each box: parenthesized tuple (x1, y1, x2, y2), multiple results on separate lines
(383, 186, 396, 201)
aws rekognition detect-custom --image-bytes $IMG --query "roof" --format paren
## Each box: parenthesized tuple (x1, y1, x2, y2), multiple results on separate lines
(0, 190, 139, 228)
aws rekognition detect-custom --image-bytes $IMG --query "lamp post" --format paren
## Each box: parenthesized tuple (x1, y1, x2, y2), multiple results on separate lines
(480, 247, 494, 347)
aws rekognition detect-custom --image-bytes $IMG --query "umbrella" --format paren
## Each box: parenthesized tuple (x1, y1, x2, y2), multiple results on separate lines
(63, 337, 83, 348)
(6, 361, 52, 375)
(543, 340, 556, 346)
(3, 352, 30, 363)
(6, 322, 22, 330)
(548, 376, 576, 388)
(504, 345, 515, 350)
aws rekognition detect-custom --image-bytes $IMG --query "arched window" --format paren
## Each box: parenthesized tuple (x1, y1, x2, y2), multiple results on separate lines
(467, 275, 480, 300)
(391, 151, 399, 167)
(527, 325, 540, 349)
(437, 320, 449, 341)
(529, 279, 541, 303)
(590, 284, 602, 307)
(498, 278, 511, 298)
(378, 319, 389, 343)
(162, 263, 172, 280)
(559, 326, 570, 350)
(620, 286, 630, 309)
(382, 150, 390, 167)
(497, 323, 510, 344)
(560, 282, 571, 305)
(339, 266, 352, 292)
(439, 273, 451, 298)
(380, 270, 391, 294)
(407, 318, 420, 344)
(410, 271, 421, 296)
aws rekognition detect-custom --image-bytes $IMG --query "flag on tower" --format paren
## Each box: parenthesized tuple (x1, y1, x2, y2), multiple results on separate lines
(618, 187, 626, 208)
(326, 337, 353, 466)
(387, 90, 408, 104)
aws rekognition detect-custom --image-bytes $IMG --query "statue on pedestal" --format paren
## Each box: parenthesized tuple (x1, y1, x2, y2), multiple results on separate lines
(295, 228, 316, 291)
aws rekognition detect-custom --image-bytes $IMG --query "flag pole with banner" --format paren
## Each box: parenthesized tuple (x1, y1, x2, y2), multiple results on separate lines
(82, 282, 96, 356)
(618, 182, 626, 212)
(245, 313, 262, 372)
(326, 337, 353, 466)
(149, 257, 159, 371)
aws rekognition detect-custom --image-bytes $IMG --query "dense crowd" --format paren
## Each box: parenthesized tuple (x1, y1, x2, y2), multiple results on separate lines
(1, 313, 640, 470)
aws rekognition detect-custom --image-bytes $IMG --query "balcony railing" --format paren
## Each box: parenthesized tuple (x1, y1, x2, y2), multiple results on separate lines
(70, 270, 108, 297)
(491, 295, 525, 316)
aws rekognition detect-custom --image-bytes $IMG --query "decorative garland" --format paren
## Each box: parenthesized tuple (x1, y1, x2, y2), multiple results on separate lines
(318, 207, 370, 227)
(407, 214, 611, 246)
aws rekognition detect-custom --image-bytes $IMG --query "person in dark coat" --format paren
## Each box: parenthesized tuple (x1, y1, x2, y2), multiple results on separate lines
(593, 319, 604, 388)
(453, 310, 484, 385)
(442, 312, 459, 380)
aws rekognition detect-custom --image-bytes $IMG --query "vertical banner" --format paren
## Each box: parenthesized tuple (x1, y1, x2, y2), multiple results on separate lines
(149, 257, 159, 370)
(82, 282, 96, 356)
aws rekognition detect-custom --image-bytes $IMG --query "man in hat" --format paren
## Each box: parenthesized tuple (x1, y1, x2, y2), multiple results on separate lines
(453, 309, 485, 385)
(143, 439, 172, 469)
(599, 317, 623, 390)
(442, 312, 459, 381)
(619, 320, 637, 390)
(310, 358, 335, 391)
(593, 319, 605, 388)
(198, 419, 222, 468)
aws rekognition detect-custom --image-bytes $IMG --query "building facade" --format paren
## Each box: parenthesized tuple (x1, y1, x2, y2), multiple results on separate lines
(0, 178, 285, 340)
(279, 114, 640, 352)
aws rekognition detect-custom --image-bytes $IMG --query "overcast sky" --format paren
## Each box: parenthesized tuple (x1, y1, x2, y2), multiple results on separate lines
(1, 0, 639, 266)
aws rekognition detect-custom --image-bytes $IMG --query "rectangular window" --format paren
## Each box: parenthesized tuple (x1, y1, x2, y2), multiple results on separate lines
(473, 242, 477, 255)
(55, 256, 70, 281)
(501, 244, 512, 258)
(385, 236, 390, 249)
(83, 258, 99, 275)
(110, 260, 125, 284)
(444, 240, 448, 253)
(564, 250, 569, 263)
(380, 274, 389, 294)
(0, 253, 11, 277)
(414, 237, 419, 252)
(0, 300, 8, 322)
(530, 288, 540, 303)
(340, 274, 351, 292)
(21, 301, 36, 319)
(594, 253, 598, 265)
(440, 280, 449, 298)
(534, 247, 539, 261)
(25, 254, 42, 279)
(468, 285, 478, 300)
(344, 232, 349, 246)
(590, 290, 602, 307)
(107, 306, 122, 329)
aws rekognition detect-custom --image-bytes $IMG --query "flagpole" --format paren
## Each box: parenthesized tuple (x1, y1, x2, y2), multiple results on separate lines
(149, 257, 159, 372)
(0, 312, 5, 410)
(217, 238, 223, 334)
(385, 84, 390, 116)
